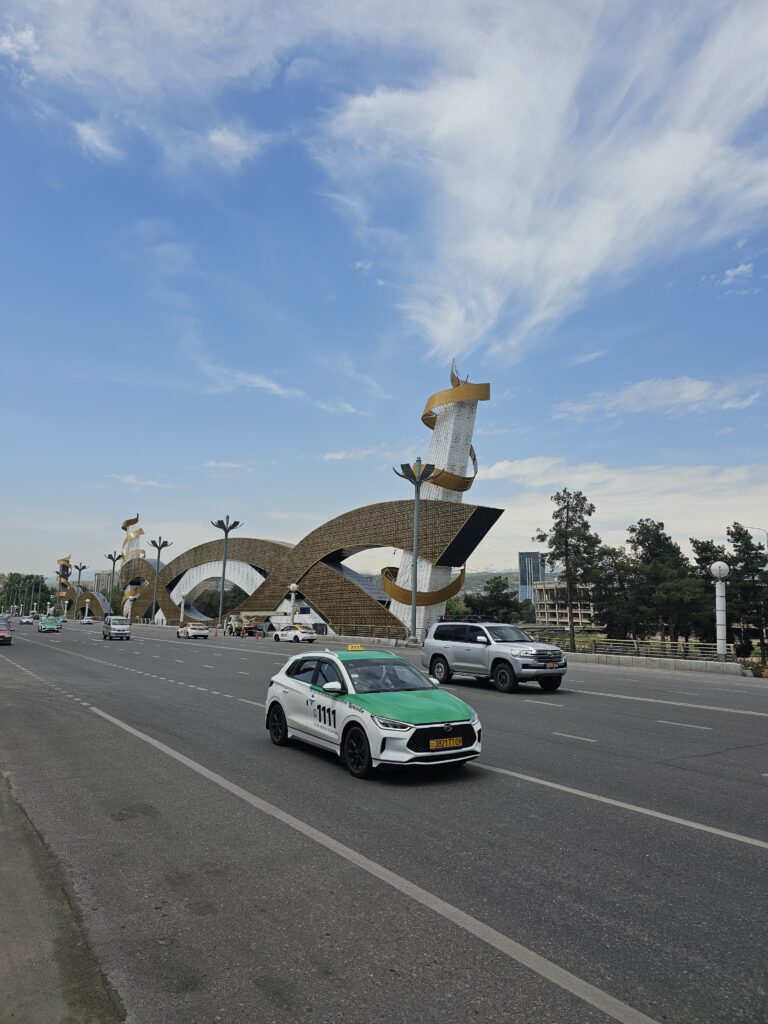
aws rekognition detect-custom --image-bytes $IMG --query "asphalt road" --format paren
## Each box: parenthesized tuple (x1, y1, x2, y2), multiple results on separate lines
(1, 623, 767, 1023)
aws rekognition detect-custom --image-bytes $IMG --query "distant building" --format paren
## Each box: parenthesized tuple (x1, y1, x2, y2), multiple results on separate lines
(533, 580, 598, 629)
(92, 571, 113, 595)
(518, 551, 543, 602)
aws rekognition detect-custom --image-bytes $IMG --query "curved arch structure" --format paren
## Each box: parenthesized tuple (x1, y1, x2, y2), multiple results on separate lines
(117, 499, 501, 637)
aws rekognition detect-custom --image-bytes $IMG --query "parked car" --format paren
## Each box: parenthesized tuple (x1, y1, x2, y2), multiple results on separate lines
(266, 646, 481, 777)
(421, 621, 567, 692)
(38, 617, 60, 633)
(103, 615, 131, 640)
(177, 623, 210, 639)
(81, 616, 95, 625)
(273, 624, 317, 643)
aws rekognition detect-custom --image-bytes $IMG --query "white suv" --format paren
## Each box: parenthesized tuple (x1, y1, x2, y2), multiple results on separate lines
(103, 615, 131, 641)
(421, 621, 566, 692)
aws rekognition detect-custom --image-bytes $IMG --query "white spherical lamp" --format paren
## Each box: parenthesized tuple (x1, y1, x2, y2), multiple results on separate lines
(709, 561, 730, 580)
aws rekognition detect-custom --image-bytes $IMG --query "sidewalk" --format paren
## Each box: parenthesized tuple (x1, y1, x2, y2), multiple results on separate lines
(0, 772, 123, 1023)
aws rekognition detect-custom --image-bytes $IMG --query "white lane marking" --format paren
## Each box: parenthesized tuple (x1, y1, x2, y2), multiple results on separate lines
(657, 720, 713, 731)
(525, 700, 563, 707)
(211, 691, 220, 695)
(573, 689, 768, 719)
(553, 733, 597, 743)
(477, 764, 768, 851)
(203, 665, 215, 669)
(152, 655, 160, 659)
(174, 659, 184, 663)
(237, 671, 249, 675)
(237, 698, 265, 708)
(712, 688, 754, 694)
(88, 706, 660, 1024)
(669, 691, 700, 696)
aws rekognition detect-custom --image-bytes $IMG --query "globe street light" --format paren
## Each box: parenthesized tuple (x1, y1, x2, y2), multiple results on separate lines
(73, 563, 87, 620)
(211, 515, 243, 630)
(148, 537, 173, 624)
(104, 551, 123, 613)
(289, 583, 299, 627)
(709, 561, 730, 662)
(393, 456, 437, 644)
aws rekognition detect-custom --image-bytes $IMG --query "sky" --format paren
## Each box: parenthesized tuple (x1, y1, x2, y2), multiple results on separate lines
(1, 0, 767, 580)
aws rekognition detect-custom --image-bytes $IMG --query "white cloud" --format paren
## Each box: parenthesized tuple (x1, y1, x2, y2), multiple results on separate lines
(314, 400, 362, 415)
(5, 2, 768, 354)
(110, 474, 169, 488)
(202, 460, 247, 469)
(721, 260, 753, 285)
(74, 120, 122, 161)
(570, 350, 607, 366)
(322, 447, 388, 461)
(471, 456, 768, 568)
(554, 377, 762, 421)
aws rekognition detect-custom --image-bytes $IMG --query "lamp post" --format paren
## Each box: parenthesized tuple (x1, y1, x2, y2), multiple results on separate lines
(710, 561, 730, 662)
(393, 456, 437, 644)
(179, 591, 188, 627)
(746, 527, 768, 666)
(104, 551, 123, 613)
(72, 563, 87, 620)
(211, 515, 243, 630)
(289, 583, 299, 626)
(85, 597, 91, 620)
(148, 537, 173, 624)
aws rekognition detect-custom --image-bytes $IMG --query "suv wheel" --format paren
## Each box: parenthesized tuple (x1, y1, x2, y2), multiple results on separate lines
(267, 704, 290, 746)
(492, 661, 518, 693)
(430, 656, 451, 684)
(538, 677, 562, 692)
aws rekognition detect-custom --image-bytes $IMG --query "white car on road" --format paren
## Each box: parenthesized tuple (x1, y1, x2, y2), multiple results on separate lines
(265, 647, 481, 778)
(273, 624, 317, 643)
(177, 622, 210, 639)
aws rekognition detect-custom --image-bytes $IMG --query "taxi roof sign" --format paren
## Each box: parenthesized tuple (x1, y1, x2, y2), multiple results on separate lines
(346, 643, 365, 651)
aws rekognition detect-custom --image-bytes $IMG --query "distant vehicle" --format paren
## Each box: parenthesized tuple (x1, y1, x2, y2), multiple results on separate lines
(81, 616, 95, 625)
(0, 620, 12, 645)
(177, 623, 210, 639)
(103, 616, 131, 641)
(274, 624, 317, 643)
(19, 615, 33, 625)
(31, 612, 40, 620)
(38, 617, 59, 633)
(421, 621, 567, 692)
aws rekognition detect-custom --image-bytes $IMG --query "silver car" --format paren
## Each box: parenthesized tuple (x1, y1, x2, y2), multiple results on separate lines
(103, 615, 131, 641)
(421, 621, 566, 693)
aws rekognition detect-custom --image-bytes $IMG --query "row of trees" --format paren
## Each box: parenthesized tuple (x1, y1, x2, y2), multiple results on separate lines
(447, 575, 535, 624)
(0, 573, 56, 614)
(535, 489, 767, 659)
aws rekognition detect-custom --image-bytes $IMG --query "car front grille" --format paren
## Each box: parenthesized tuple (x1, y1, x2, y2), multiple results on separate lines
(407, 723, 477, 753)
(533, 649, 563, 663)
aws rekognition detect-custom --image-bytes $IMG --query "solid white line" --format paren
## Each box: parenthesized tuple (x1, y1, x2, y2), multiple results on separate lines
(657, 720, 713, 731)
(525, 700, 563, 707)
(477, 764, 768, 850)
(669, 691, 700, 696)
(553, 733, 597, 743)
(237, 698, 265, 708)
(573, 689, 768, 718)
(88, 706, 660, 1024)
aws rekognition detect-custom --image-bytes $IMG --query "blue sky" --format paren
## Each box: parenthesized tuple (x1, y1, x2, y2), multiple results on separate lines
(1, 1, 767, 577)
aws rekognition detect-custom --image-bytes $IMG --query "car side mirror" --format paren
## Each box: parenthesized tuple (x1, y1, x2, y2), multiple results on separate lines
(429, 676, 440, 686)
(322, 682, 343, 694)
(476, 636, 489, 644)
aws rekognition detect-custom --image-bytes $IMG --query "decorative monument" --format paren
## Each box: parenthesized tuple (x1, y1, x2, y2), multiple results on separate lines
(115, 363, 501, 637)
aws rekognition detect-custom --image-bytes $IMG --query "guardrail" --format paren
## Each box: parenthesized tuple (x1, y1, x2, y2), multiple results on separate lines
(534, 635, 736, 662)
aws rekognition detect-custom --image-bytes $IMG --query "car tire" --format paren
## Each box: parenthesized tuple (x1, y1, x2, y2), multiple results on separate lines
(538, 677, 562, 692)
(267, 704, 290, 746)
(343, 726, 373, 779)
(292, 635, 300, 642)
(492, 662, 519, 693)
(430, 656, 451, 684)
(274, 635, 280, 642)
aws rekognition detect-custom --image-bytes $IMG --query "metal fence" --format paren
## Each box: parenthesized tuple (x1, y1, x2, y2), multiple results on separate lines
(534, 634, 736, 662)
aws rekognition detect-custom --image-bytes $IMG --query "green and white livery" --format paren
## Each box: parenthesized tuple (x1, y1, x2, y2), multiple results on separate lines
(266, 648, 481, 778)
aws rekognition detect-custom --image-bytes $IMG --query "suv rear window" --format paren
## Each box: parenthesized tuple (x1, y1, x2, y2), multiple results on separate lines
(433, 624, 466, 642)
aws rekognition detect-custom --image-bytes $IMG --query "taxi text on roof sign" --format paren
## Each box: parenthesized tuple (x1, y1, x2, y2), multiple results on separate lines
(346, 644, 365, 650)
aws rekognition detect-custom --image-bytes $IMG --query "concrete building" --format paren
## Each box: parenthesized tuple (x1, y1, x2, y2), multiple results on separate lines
(533, 579, 598, 629)
(518, 551, 543, 602)
(91, 571, 113, 596)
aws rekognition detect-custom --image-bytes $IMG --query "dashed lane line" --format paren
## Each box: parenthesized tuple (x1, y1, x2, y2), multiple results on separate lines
(524, 700, 563, 707)
(657, 720, 713, 731)
(476, 764, 768, 851)
(237, 698, 265, 708)
(89, 706, 661, 1024)
(572, 689, 768, 719)
(552, 733, 597, 743)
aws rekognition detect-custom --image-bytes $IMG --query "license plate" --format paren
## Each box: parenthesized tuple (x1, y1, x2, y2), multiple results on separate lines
(429, 736, 463, 750)
(546, 662, 558, 669)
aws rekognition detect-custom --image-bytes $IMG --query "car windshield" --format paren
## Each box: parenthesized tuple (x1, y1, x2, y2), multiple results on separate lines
(347, 659, 435, 694)
(110, 617, 128, 625)
(486, 625, 534, 643)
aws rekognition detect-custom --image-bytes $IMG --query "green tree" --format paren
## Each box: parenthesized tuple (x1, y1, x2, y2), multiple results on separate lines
(590, 545, 646, 639)
(534, 489, 601, 652)
(444, 596, 468, 619)
(465, 575, 523, 622)
(0, 573, 54, 614)
(726, 522, 767, 665)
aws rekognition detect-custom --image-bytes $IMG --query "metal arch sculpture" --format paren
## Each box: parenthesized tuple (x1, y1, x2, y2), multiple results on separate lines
(118, 500, 501, 637)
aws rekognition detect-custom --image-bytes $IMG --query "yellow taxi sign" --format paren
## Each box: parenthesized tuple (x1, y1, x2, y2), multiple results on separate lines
(346, 644, 365, 651)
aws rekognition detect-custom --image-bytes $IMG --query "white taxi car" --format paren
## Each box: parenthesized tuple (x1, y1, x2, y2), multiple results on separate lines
(265, 647, 481, 778)
(273, 624, 317, 643)
(177, 622, 210, 639)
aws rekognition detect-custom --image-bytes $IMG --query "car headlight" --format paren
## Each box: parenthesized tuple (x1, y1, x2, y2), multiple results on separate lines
(371, 716, 412, 731)
(470, 712, 480, 726)
(517, 648, 537, 656)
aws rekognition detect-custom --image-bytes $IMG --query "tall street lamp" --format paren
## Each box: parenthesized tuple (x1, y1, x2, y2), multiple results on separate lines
(710, 561, 730, 662)
(104, 551, 123, 614)
(148, 537, 173, 624)
(73, 563, 87, 620)
(211, 516, 243, 630)
(289, 583, 299, 626)
(393, 457, 436, 644)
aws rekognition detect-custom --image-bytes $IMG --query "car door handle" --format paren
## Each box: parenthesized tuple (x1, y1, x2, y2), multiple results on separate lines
(280, 686, 289, 693)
